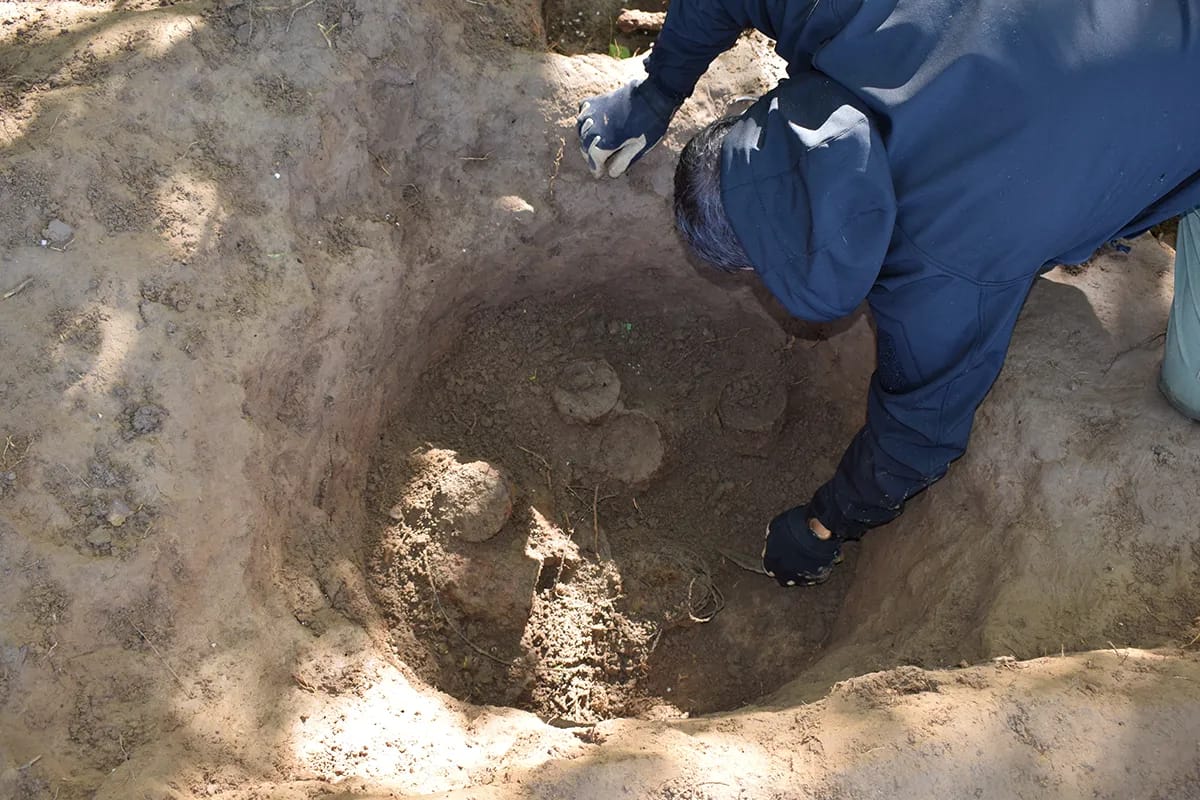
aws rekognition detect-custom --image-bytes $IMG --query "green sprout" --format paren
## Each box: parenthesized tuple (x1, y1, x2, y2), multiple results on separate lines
(608, 41, 632, 59)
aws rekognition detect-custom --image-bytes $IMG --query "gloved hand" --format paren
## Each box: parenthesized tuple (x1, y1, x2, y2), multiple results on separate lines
(576, 78, 681, 178)
(762, 506, 843, 587)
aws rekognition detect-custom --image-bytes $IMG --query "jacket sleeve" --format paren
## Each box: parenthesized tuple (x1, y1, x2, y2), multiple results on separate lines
(642, 0, 750, 103)
(643, 0, 849, 104)
(810, 266, 1036, 538)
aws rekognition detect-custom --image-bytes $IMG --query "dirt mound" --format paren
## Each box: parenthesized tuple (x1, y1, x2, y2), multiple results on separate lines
(1, 1, 1199, 799)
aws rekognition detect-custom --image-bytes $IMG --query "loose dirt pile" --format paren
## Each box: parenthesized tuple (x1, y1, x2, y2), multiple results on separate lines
(1, 1, 1199, 799)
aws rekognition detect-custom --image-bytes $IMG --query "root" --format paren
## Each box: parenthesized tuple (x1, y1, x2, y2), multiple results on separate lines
(127, 616, 191, 696)
(686, 574, 725, 623)
(668, 549, 725, 623)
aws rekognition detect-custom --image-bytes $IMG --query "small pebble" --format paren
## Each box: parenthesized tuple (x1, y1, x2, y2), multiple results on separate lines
(107, 498, 131, 527)
(42, 219, 74, 244)
(86, 528, 113, 551)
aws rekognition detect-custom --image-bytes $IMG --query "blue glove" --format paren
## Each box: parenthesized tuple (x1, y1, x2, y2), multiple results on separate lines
(762, 506, 843, 587)
(576, 78, 681, 178)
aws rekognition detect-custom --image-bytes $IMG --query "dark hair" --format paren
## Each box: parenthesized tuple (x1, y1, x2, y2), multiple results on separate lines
(674, 117, 752, 272)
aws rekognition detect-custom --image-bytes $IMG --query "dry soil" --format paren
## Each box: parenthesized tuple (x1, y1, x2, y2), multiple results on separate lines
(1, 2, 1199, 799)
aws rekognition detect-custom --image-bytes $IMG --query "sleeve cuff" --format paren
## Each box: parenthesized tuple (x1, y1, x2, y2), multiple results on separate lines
(810, 482, 871, 541)
(635, 70, 686, 121)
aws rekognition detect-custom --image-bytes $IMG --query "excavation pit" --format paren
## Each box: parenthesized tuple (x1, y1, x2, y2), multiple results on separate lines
(364, 280, 870, 720)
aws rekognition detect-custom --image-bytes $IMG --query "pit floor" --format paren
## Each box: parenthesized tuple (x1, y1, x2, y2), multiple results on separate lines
(366, 287, 864, 718)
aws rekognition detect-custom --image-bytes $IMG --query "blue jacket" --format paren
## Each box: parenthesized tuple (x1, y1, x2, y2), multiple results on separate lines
(646, 0, 1200, 536)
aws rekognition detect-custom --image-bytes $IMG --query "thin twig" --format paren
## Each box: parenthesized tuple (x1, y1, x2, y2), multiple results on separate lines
(516, 444, 552, 489)
(647, 625, 663, 655)
(704, 327, 750, 345)
(2, 277, 33, 300)
(18, 754, 42, 770)
(459, 153, 491, 161)
(175, 140, 200, 164)
(566, 486, 617, 503)
(592, 484, 600, 556)
(449, 409, 477, 435)
(565, 303, 592, 324)
(549, 135, 565, 197)
(1183, 629, 1200, 649)
(516, 444, 549, 468)
(286, 0, 316, 31)
(1102, 330, 1167, 375)
(670, 327, 752, 368)
(127, 617, 190, 693)
(1107, 641, 1129, 665)
(2, 435, 29, 469)
(423, 550, 512, 666)
(316, 21, 338, 48)
(550, 510, 575, 598)
(669, 346, 699, 369)
(60, 463, 91, 489)
(368, 151, 392, 176)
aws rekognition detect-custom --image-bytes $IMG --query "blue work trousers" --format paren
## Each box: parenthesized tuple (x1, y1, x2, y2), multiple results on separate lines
(1162, 209, 1200, 420)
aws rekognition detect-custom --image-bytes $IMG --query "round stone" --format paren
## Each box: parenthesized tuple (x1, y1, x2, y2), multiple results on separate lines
(598, 411, 664, 484)
(553, 359, 621, 424)
(717, 376, 787, 433)
(439, 461, 513, 542)
(86, 528, 113, 551)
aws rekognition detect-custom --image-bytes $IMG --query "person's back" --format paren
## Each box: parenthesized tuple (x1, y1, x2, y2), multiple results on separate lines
(574, 0, 1200, 588)
(810, 0, 1200, 280)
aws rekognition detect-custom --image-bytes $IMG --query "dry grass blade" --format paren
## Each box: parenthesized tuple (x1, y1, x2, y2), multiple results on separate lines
(516, 444, 552, 490)
(127, 616, 191, 695)
(286, 0, 316, 31)
(2, 277, 33, 300)
(592, 484, 600, 556)
(316, 21, 338, 48)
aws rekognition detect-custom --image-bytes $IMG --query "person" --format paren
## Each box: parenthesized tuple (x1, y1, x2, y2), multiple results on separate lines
(575, 0, 1200, 588)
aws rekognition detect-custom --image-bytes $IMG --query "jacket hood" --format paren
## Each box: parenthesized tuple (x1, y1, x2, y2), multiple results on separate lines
(720, 73, 897, 322)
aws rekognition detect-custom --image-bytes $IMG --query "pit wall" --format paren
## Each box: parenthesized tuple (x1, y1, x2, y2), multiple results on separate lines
(248, 0, 1200, 766)
(247, 0, 1199, 699)
(785, 238, 1200, 702)
(0, 0, 1197, 797)
(243, 4, 794, 656)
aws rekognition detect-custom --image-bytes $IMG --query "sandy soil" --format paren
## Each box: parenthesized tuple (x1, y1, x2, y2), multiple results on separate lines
(1, 2, 1199, 799)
